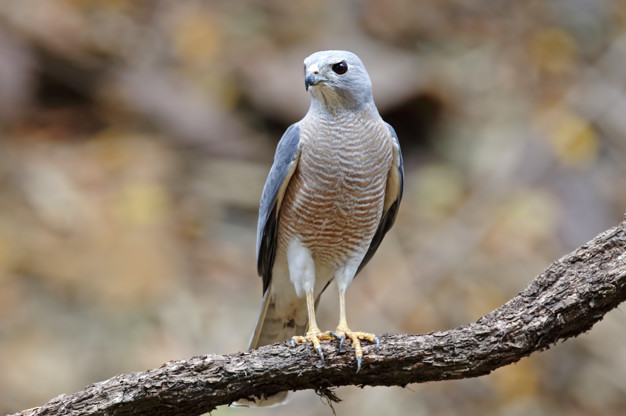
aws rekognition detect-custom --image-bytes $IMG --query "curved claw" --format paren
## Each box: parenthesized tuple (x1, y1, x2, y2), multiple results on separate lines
(332, 328, 378, 372)
(291, 329, 333, 364)
(315, 345, 325, 362)
(329, 331, 346, 351)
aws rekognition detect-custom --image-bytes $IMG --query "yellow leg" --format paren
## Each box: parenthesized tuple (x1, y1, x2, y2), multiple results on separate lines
(332, 289, 379, 372)
(291, 289, 333, 361)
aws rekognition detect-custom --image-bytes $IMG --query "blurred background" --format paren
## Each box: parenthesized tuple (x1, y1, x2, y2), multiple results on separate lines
(1, 1, 626, 415)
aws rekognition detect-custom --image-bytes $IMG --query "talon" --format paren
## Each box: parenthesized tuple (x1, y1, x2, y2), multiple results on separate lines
(291, 328, 333, 363)
(333, 327, 377, 372)
(316, 346, 324, 362)
(330, 331, 346, 351)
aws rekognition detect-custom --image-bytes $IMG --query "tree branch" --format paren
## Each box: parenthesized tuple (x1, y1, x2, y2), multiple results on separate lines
(12, 219, 626, 416)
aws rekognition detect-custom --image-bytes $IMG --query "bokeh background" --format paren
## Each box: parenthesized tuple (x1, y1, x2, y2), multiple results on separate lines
(1, 1, 626, 415)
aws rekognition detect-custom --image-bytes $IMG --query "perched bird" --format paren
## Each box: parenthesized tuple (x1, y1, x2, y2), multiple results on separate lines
(245, 50, 403, 405)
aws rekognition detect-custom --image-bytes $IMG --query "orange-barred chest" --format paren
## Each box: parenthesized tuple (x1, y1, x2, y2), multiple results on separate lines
(277, 117, 393, 271)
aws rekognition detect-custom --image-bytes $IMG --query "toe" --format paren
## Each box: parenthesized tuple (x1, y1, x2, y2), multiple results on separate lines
(315, 345, 324, 362)
(346, 333, 363, 367)
(333, 328, 378, 372)
(330, 331, 347, 351)
(291, 330, 332, 363)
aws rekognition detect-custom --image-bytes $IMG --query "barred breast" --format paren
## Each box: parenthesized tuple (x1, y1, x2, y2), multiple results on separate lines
(277, 110, 393, 272)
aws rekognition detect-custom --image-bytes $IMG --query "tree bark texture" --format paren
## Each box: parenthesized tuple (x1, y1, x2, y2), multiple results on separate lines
(12, 219, 626, 416)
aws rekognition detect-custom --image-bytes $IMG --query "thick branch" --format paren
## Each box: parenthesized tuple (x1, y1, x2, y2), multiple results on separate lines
(12, 220, 626, 416)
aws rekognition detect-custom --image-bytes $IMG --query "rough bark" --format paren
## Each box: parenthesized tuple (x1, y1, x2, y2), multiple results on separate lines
(12, 219, 626, 416)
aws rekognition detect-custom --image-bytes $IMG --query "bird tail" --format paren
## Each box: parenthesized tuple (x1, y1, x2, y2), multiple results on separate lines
(247, 287, 307, 350)
(233, 288, 306, 408)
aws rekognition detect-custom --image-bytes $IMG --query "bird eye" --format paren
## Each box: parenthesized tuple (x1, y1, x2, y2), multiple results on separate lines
(331, 61, 348, 75)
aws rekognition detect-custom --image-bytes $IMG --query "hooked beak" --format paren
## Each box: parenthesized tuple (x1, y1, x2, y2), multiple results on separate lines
(305, 72, 323, 91)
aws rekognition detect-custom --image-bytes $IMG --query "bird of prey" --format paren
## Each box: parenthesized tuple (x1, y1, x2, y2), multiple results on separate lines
(246, 50, 403, 404)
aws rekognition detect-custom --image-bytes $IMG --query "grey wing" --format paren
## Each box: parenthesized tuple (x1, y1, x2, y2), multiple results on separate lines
(357, 122, 404, 274)
(257, 123, 301, 293)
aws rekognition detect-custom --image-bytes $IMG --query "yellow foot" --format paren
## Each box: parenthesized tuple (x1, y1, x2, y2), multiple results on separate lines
(291, 328, 334, 362)
(330, 327, 379, 372)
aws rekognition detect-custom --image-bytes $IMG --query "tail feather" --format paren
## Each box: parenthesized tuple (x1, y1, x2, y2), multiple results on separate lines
(234, 288, 306, 408)
(248, 288, 306, 350)
(247, 288, 272, 350)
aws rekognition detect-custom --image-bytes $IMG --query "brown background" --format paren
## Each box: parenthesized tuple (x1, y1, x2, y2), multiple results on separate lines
(1, 1, 626, 415)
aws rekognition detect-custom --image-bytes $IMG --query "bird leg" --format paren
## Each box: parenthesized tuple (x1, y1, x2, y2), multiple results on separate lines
(330, 288, 379, 372)
(291, 289, 333, 361)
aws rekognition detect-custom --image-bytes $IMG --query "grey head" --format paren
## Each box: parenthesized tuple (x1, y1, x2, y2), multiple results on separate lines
(303, 50, 374, 113)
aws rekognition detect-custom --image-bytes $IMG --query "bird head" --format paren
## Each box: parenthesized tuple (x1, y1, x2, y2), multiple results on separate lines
(303, 50, 374, 113)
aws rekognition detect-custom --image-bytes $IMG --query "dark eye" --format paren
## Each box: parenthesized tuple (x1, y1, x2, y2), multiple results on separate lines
(331, 61, 348, 75)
